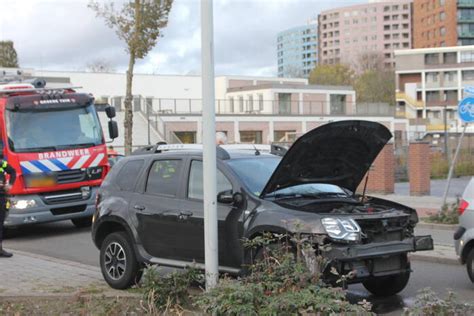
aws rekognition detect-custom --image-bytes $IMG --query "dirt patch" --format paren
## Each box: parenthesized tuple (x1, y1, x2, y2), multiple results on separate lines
(0, 295, 144, 316)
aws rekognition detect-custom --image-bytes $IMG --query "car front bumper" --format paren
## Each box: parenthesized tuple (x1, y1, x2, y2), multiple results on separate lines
(4, 187, 97, 227)
(303, 235, 433, 282)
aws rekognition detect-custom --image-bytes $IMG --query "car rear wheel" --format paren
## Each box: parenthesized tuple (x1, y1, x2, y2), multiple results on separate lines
(100, 232, 143, 289)
(467, 248, 474, 283)
(362, 271, 410, 297)
(71, 216, 92, 228)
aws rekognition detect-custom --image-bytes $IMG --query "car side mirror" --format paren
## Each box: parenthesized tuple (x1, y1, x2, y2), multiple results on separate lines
(105, 106, 116, 119)
(217, 190, 234, 204)
(108, 120, 119, 139)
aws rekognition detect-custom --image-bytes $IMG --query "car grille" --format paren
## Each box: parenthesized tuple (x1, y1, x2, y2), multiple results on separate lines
(56, 169, 86, 184)
(41, 189, 86, 205)
(50, 204, 87, 216)
(356, 217, 410, 244)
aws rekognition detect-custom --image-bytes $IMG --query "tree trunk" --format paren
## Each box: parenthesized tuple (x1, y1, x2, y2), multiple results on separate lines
(124, 51, 135, 155)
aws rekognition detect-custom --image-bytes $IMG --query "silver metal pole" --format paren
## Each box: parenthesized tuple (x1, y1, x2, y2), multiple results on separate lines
(441, 123, 468, 207)
(201, 0, 218, 289)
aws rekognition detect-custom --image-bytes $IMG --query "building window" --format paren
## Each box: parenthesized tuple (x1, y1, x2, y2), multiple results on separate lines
(174, 132, 196, 144)
(426, 72, 439, 83)
(461, 51, 474, 63)
(258, 94, 264, 111)
(330, 94, 346, 115)
(443, 52, 457, 64)
(426, 91, 440, 102)
(229, 97, 234, 113)
(440, 26, 446, 36)
(444, 71, 457, 83)
(248, 95, 254, 111)
(439, 11, 446, 21)
(463, 70, 474, 80)
(425, 53, 440, 65)
(240, 131, 263, 144)
(238, 96, 244, 112)
(444, 90, 457, 102)
(274, 130, 296, 142)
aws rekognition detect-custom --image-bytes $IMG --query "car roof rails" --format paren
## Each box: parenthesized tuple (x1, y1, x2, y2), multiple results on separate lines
(131, 143, 231, 160)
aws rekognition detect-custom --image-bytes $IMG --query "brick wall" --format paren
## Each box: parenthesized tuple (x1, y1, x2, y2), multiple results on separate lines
(408, 142, 431, 196)
(358, 144, 395, 194)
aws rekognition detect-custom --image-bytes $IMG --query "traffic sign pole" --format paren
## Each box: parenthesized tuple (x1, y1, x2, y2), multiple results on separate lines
(441, 124, 468, 207)
(441, 92, 473, 208)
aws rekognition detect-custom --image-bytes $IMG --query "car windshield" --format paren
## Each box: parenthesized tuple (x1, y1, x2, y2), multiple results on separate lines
(6, 104, 104, 153)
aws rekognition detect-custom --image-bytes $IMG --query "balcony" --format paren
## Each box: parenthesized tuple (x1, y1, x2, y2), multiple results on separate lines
(458, 0, 474, 8)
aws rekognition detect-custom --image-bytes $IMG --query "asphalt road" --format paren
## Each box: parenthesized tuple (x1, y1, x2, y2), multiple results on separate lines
(395, 176, 471, 198)
(4, 221, 473, 314)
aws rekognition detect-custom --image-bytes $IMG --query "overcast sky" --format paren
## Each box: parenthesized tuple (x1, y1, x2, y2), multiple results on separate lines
(0, 0, 363, 76)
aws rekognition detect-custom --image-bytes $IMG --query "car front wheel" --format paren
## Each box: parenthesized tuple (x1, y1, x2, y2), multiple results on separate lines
(467, 248, 474, 283)
(362, 271, 410, 297)
(100, 232, 143, 289)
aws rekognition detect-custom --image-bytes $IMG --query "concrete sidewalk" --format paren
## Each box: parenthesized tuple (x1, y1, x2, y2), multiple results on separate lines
(0, 250, 130, 297)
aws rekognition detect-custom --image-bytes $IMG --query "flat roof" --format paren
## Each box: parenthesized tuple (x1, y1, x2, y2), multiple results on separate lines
(394, 45, 474, 56)
(227, 83, 353, 93)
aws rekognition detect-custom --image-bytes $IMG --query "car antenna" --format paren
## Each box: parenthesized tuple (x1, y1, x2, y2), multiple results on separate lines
(253, 145, 260, 156)
(360, 170, 370, 202)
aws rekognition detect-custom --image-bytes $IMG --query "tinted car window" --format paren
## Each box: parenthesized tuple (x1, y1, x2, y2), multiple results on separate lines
(116, 160, 144, 191)
(146, 159, 182, 196)
(188, 160, 232, 200)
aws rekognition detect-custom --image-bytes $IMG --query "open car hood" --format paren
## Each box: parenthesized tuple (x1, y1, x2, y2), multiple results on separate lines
(260, 120, 392, 196)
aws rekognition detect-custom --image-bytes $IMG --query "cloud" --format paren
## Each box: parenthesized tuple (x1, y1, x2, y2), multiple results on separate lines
(0, 0, 364, 76)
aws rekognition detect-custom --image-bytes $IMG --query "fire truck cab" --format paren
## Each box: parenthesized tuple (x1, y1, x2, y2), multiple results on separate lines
(0, 74, 118, 229)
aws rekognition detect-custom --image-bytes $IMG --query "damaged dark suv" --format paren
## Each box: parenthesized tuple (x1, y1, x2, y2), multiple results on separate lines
(92, 120, 433, 295)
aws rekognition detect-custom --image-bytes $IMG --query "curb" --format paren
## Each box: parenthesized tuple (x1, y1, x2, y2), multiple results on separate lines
(417, 222, 457, 231)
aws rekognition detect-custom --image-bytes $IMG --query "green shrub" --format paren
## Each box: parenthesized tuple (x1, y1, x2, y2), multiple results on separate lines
(404, 288, 474, 315)
(426, 200, 459, 225)
(194, 233, 372, 315)
(140, 265, 202, 314)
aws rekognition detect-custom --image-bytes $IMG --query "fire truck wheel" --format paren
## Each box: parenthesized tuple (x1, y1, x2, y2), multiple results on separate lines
(71, 216, 93, 228)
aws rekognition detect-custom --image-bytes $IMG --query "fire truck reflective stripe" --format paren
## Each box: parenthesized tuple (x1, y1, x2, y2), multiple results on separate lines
(39, 159, 62, 172)
(29, 160, 52, 173)
(72, 155, 91, 169)
(20, 161, 42, 174)
(90, 153, 105, 167)
(67, 156, 81, 169)
(49, 159, 69, 171)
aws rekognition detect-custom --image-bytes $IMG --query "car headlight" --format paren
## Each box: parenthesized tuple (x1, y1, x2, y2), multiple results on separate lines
(11, 199, 37, 210)
(321, 217, 361, 242)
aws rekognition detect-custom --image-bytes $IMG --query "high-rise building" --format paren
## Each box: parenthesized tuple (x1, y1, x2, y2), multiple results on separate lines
(413, 0, 474, 48)
(318, 0, 413, 70)
(277, 20, 318, 78)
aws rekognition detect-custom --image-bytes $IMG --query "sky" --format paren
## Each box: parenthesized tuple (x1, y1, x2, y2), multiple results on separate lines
(0, 0, 364, 76)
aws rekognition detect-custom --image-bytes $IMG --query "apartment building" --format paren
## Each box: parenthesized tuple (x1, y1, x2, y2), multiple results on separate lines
(318, 0, 413, 70)
(413, 0, 474, 48)
(277, 20, 318, 78)
(395, 45, 474, 132)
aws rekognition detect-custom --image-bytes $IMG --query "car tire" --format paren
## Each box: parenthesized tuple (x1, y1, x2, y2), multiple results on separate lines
(71, 216, 92, 228)
(362, 271, 410, 297)
(100, 231, 143, 289)
(467, 248, 474, 283)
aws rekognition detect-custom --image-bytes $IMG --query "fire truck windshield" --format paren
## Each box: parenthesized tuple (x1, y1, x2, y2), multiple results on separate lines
(6, 104, 104, 153)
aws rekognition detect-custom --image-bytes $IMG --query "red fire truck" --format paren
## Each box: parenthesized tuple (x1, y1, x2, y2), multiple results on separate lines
(0, 77, 118, 228)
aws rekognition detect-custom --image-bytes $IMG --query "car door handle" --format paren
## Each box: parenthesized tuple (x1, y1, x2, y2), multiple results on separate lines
(134, 205, 146, 211)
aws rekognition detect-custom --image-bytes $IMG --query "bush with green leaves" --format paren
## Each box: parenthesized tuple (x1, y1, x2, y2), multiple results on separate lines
(403, 288, 474, 315)
(194, 233, 372, 315)
(140, 265, 202, 314)
(426, 199, 459, 225)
